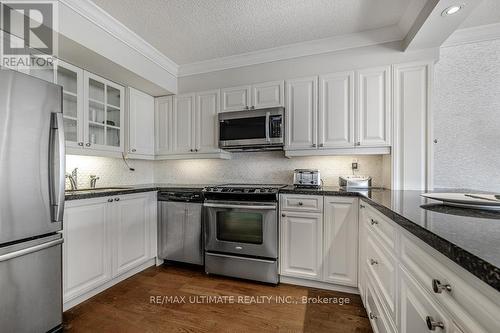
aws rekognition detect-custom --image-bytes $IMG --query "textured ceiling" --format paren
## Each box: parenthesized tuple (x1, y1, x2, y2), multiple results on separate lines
(460, 0, 500, 29)
(91, 0, 413, 64)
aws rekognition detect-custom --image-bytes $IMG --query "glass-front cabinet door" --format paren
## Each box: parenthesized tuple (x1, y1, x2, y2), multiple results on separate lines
(84, 72, 124, 152)
(54, 60, 84, 148)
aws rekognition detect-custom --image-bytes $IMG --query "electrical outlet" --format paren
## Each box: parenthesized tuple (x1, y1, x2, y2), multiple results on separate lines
(352, 162, 358, 170)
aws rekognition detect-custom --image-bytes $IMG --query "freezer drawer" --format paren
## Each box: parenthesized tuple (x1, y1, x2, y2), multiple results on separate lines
(0, 234, 63, 332)
(158, 201, 203, 265)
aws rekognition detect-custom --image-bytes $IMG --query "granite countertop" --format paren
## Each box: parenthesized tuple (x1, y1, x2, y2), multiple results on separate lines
(282, 186, 500, 291)
(65, 184, 500, 291)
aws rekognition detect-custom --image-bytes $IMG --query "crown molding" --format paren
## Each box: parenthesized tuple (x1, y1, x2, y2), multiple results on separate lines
(177, 25, 405, 77)
(442, 23, 500, 48)
(60, 0, 179, 76)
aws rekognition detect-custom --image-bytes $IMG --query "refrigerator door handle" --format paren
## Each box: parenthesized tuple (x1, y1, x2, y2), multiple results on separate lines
(49, 112, 65, 222)
(0, 238, 63, 262)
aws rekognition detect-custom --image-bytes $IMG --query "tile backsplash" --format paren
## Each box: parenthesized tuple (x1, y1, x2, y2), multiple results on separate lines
(66, 152, 384, 189)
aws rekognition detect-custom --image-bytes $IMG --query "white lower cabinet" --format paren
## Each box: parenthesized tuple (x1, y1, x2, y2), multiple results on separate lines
(280, 211, 323, 280)
(63, 192, 156, 309)
(279, 195, 359, 288)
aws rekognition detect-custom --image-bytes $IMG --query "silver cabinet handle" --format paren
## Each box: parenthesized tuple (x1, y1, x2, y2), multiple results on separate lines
(0, 238, 63, 262)
(107, 198, 113, 203)
(78, 142, 84, 146)
(369, 312, 377, 320)
(426, 316, 444, 331)
(432, 279, 452, 293)
(114, 197, 120, 201)
(370, 258, 378, 265)
(85, 143, 91, 147)
(370, 218, 378, 225)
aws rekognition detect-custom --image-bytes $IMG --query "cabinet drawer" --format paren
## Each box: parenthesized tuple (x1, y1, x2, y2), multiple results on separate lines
(366, 278, 396, 333)
(365, 233, 397, 323)
(400, 234, 500, 333)
(280, 195, 322, 212)
(360, 202, 396, 251)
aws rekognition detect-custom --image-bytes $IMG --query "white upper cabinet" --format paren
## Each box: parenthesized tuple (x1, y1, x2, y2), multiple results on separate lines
(323, 196, 358, 287)
(319, 71, 355, 148)
(195, 90, 220, 153)
(172, 93, 196, 154)
(84, 72, 125, 153)
(285, 76, 318, 150)
(128, 87, 155, 158)
(55, 60, 84, 149)
(356, 66, 391, 147)
(155, 96, 173, 155)
(221, 80, 284, 112)
(252, 80, 284, 109)
(221, 85, 251, 112)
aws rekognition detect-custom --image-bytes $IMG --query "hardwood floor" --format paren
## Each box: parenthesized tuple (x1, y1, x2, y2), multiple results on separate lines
(64, 264, 373, 333)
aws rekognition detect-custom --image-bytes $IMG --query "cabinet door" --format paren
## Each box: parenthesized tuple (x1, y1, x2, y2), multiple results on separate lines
(172, 94, 196, 153)
(357, 66, 391, 147)
(323, 197, 358, 286)
(220, 85, 251, 112)
(84, 72, 125, 152)
(128, 87, 155, 157)
(280, 211, 322, 280)
(285, 77, 318, 150)
(55, 60, 84, 149)
(155, 96, 173, 155)
(195, 90, 220, 153)
(112, 195, 150, 276)
(319, 72, 355, 148)
(400, 268, 452, 333)
(63, 200, 111, 302)
(252, 80, 284, 109)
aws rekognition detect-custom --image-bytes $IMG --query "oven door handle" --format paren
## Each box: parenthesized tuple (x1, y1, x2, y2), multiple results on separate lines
(203, 203, 277, 210)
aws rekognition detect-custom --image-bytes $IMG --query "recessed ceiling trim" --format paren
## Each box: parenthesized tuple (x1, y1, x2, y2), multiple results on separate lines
(61, 0, 179, 76)
(177, 25, 405, 77)
(442, 22, 500, 47)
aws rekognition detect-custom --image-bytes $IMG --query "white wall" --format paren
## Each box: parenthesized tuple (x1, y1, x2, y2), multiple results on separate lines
(433, 39, 500, 192)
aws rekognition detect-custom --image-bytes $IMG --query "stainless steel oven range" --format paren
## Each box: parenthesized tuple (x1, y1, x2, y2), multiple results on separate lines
(203, 184, 286, 284)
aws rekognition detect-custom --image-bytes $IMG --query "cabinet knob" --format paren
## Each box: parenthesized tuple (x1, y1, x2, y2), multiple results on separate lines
(78, 142, 84, 146)
(312, 144, 317, 148)
(107, 198, 113, 203)
(370, 258, 378, 266)
(432, 279, 452, 294)
(360, 204, 365, 209)
(426, 316, 444, 331)
(245, 106, 249, 110)
(370, 218, 378, 226)
(85, 143, 91, 147)
(250, 106, 255, 110)
(190, 149, 194, 152)
(369, 312, 377, 320)
(195, 149, 199, 152)
(131, 149, 136, 152)
(356, 142, 361, 146)
(114, 197, 120, 201)
(319, 143, 324, 147)
(298, 202, 303, 206)
(281, 214, 286, 217)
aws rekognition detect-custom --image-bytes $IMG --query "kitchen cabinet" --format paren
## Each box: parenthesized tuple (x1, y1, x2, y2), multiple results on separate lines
(280, 210, 323, 280)
(84, 72, 125, 153)
(63, 192, 156, 310)
(285, 76, 318, 150)
(220, 80, 284, 112)
(323, 197, 358, 287)
(155, 91, 230, 159)
(357, 66, 391, 147)
(127, 87, 155, 158)
(318, 71, 355, 148)
(55, 60, 85, 149)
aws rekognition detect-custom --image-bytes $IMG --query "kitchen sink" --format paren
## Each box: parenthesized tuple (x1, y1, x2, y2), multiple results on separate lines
(66, 187, 133, 193)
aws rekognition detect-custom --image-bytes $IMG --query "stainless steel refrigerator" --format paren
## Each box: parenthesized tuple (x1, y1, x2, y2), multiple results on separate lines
(0, 69, 65, 332)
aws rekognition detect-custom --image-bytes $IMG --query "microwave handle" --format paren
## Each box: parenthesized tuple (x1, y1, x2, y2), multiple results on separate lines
(265, 112, 270, 142)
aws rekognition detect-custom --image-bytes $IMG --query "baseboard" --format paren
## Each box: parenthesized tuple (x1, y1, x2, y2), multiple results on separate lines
(280, 276, 360, 295)
(63, 258, 155, 311)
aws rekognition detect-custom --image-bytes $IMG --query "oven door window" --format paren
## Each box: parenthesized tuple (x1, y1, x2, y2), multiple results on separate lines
(216, 211, 263, 244)
(219, 116, 266, 141)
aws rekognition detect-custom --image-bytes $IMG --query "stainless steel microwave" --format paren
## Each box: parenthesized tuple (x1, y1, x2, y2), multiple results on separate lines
(218, 107, 284, 151)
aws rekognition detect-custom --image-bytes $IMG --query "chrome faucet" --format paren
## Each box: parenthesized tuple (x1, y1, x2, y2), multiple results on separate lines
(89, 175, 100, 189)
(66, 168, 78, 190)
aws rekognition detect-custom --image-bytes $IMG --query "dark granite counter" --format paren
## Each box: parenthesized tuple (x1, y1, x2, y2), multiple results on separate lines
(65, 183, 209, 201)
(281, 186, 500, 291)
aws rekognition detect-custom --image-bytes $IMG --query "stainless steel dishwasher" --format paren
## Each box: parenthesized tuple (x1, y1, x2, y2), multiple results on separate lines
(158, 190, 204, 265)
